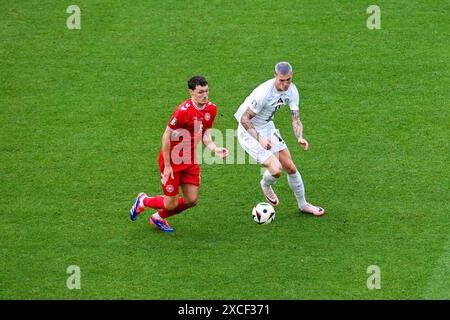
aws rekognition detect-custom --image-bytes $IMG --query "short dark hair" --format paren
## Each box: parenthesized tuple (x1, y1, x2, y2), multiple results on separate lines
(188, 76, 208, 90)
(275, 62, 293, 75)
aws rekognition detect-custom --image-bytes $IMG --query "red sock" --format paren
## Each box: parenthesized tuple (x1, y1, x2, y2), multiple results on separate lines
(143, 196, 165, 210)
(159, 197, 190, 219)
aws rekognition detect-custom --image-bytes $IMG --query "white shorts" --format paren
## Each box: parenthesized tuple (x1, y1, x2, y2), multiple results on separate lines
(237, 122, 287, 164)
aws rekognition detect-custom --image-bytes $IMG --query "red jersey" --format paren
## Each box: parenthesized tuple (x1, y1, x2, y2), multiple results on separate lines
(160, 99, 217, 171)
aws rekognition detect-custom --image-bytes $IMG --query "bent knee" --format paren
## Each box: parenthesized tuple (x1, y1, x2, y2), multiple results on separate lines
(265, 158, 282, 177)
(165, 202, 178, 211)
(164, 198, 179, 211)
(284, 164, 297, 174)
(184, 198, 198, 208)
(270, 163, 283, 178)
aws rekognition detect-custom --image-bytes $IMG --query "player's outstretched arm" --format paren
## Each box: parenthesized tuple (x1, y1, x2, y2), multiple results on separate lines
(290, 110, 308, 151)
(240, 107, 272, 150)
(203, 129, 229, 158)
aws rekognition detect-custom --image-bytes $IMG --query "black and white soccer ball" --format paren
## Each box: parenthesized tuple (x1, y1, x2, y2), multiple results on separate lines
(252, 202, 276, 224)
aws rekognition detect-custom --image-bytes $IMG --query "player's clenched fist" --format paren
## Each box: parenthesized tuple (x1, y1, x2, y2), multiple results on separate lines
(258, 137, 272, 150)
(214, 147, 230, 158)
(298, 137, 309, 151)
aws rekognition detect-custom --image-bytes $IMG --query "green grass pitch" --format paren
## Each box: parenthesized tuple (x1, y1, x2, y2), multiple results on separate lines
(1, 0, 449, 299)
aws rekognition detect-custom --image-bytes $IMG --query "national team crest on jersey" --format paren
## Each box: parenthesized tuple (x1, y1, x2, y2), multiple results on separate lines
(204, 112, 211, 121)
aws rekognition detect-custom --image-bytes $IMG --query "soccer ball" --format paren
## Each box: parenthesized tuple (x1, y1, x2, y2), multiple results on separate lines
(252, 202, 276, 224)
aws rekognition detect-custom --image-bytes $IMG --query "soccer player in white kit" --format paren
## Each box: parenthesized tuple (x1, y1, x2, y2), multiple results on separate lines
(234, 62, 325, 216)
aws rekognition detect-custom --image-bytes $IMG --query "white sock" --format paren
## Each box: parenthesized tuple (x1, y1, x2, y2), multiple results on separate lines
(152, 212, 163, 220)
(261, 170, 279, 187)
(287, 171, 307, 208)
(140, 196, 146, 208)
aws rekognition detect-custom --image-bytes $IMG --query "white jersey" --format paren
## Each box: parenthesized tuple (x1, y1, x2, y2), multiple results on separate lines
(234, 78, 300, 129)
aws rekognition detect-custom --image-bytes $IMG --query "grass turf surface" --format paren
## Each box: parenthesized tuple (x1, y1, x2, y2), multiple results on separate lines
(1, 0, 449, 299)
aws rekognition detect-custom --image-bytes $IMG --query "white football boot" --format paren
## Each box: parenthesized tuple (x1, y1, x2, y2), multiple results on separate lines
(260, 180, 280, 206)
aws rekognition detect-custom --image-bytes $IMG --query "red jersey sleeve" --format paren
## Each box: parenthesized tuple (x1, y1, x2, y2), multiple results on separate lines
(167, 107, 187, 130)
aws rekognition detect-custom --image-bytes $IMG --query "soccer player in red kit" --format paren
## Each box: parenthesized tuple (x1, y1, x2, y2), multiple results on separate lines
(130, 76, 229, 232)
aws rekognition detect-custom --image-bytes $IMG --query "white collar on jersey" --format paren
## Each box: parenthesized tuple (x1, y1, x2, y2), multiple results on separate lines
(191, 99, 207, 111)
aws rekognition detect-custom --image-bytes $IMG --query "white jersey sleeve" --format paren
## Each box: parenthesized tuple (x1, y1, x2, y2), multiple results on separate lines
(234, 80, 272, 123)
(247, 85, 268, 114)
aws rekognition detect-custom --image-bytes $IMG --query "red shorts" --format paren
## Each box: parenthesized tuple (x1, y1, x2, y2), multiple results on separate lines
(158, 155, 200, 196)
